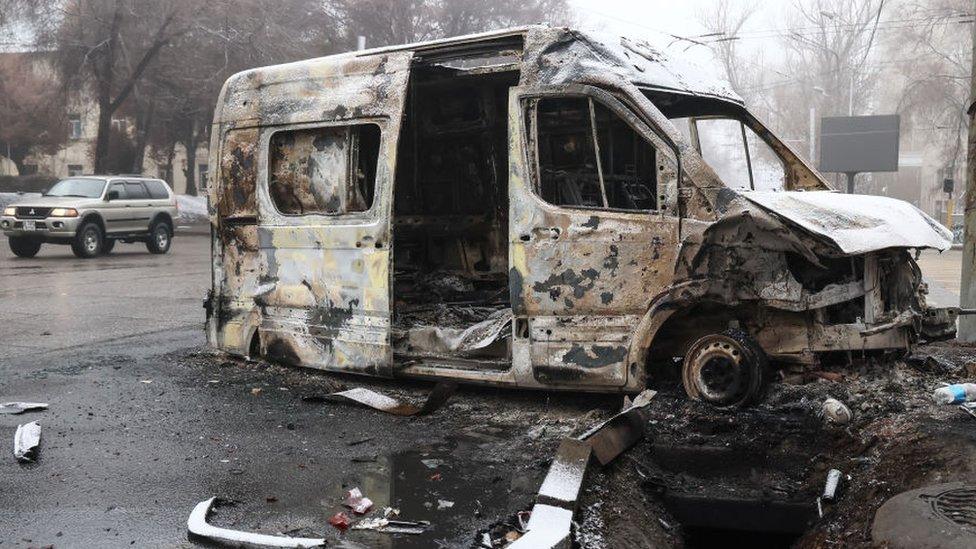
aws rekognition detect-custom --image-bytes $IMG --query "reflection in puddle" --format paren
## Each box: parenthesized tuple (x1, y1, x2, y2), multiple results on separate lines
(334, 437, 530, 548)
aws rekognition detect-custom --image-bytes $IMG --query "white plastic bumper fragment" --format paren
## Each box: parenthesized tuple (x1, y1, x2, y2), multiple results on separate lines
(187, 497, 325, 548)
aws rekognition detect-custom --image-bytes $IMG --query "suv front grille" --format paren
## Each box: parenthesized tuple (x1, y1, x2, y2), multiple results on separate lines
(15, 207, 52, 219)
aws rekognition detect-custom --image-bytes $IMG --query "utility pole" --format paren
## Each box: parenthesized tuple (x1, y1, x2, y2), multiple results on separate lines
(958, 11, 976, 342)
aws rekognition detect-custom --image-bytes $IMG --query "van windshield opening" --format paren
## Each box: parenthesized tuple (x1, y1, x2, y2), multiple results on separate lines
(641, 90, 788, 192)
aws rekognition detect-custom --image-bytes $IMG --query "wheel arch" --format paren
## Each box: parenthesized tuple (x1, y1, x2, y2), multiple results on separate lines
(150, 211, 174, 230)
(77, 212, 106, 235)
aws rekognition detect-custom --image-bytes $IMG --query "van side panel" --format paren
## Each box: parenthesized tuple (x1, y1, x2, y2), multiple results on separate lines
(207, 52, 413, 376)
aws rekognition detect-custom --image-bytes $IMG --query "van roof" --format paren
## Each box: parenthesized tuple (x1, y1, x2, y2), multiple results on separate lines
(214, 25, 741, 126)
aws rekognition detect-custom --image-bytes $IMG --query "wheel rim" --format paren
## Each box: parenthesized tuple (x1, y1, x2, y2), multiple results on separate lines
(684, 335, 758, 407)
(155, 227, 168, 249)
(84, 229, 98, 253)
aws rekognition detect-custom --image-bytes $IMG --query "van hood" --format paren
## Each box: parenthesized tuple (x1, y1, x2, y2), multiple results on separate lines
(739, 191, 953, 255)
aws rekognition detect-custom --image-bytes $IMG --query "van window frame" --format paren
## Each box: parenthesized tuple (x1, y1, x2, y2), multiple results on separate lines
(261, 118, 386, 223)
(521, 85, 679, 216)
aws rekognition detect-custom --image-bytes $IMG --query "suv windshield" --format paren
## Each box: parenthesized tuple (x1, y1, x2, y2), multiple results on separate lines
(44, 178, 106, 198)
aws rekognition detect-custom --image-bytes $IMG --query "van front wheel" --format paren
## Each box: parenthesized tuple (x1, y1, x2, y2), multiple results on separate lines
(682, 329, 766, 408)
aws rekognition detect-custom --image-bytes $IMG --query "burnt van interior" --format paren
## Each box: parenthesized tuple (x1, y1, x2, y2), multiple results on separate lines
(391, 57, 519, 363)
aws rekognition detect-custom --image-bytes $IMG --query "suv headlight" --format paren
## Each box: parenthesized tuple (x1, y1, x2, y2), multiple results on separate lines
(2, 206, 14, 216)
(50, 208, 79, 217)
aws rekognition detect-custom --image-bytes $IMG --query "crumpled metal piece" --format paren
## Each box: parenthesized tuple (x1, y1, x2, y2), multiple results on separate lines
(351, 517, 430, 535)
(304, 382, 458, 416)
(0, 402, 48, 415)
(14, 421, 41, 462)
(578, 389, 657, 465)
(187, 497, 325, 548)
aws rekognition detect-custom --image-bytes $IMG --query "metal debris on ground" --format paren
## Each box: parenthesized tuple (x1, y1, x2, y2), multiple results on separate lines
(303, 382, 458, 416)
(0, 402, 48, 415)
(187, 497, 325, 548)
(822, 398, 853, 425)
(327, 512, 352, 531)
(577, 389, 657, 465)
(510, 390, 657, 548)
(822, 469, 844, 501)
(437, 499, 454, 510)
(14, 421, 41, 462)
(959, 402, 976, 419)
(344, 488, 373, 515)
(351, 517, 431, 535)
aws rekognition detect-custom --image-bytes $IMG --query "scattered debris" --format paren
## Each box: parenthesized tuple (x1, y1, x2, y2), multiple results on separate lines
(327, 512, 351, 531)
(578, 389, 657, 465)
(344, 488, 373, 515)
(347, 437, 372, 446)
(0, 402, 48, 415)
(822, 398, 853, 425)
(304, 382, 457, 416)
(421, 458, 444, 469)
(187, 497, 325, 548)
(251, 387, 263, 396)
(822, 469, 843, 502)
(960, 402, 976, 419)
(437, 499, 455, 510)
(933, 383, 976, 404)
(14, 421, 41, 462)
(351, 517, 431, 535)
(512, 390, 657, 548)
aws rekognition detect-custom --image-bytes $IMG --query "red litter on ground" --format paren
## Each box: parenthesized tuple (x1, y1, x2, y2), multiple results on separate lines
(328, 511, 352, 530)
(344, 487, 374, 515)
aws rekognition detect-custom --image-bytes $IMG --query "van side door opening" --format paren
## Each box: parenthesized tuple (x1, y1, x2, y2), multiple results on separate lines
(391, 65, 519, 363)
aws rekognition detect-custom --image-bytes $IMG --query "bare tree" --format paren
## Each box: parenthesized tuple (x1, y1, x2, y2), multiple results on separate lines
(39, 0, 190, 173)
(327, 0, 572, 49)
(0, 52, 68, 173)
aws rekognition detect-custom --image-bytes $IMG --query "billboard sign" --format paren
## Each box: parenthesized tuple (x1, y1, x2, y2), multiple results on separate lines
(819, 115, 900, 173)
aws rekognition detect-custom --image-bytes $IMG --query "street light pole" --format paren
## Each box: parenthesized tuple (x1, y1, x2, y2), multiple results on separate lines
(958, 14, 976, 342)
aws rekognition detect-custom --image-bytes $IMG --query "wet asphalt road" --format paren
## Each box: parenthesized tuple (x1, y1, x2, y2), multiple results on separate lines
(0, 233, 554, 548)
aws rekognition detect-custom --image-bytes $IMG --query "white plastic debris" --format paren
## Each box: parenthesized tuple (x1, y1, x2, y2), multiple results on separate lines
(0, 402, 48, 415)
(437, 499, 454, 510)
(14, 421, 41, 462)
(933, 383, 976, 405)
(822, 398, 852, 425)
(187, 497, 325, 548)
(351, 517, 430, 535)
(344, 487, 373, 515)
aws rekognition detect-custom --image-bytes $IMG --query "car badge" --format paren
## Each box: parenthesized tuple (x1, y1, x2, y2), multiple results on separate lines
(29, 209, 35, 215)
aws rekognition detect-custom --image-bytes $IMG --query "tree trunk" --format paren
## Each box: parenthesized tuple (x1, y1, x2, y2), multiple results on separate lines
(131, 98, 155, 173)
(182, 120, 198, 196)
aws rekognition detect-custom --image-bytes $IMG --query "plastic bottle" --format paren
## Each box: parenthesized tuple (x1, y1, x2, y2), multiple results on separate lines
(932, 383, 976, 405)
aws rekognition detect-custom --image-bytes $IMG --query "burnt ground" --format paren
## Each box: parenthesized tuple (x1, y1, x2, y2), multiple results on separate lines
(4, 235, 976, 547)
(6, 340, 976, 548)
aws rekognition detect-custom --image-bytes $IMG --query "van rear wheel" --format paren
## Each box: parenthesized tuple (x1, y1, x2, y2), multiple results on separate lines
(9, 236, 41, 258)
(682, 329, 766, 408)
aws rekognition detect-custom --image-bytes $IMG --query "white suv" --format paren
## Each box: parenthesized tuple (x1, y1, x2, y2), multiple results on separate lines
(1, 176, 179, 258)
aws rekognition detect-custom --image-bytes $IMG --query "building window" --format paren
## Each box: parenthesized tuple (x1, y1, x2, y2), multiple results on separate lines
(198, 163, 209, 188)
(268, 123, 380, 215)
(67, 164, 84, 176)
(69, 115, 82, 139)
(111, 116, 129, 133)
(22, 164, 38, 175)
(158, 165, 172, 184)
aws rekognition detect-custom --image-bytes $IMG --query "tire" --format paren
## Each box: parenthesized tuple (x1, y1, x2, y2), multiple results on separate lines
(146, 220, 172, 254)
(72, 221, 104, 258)
(101, 239, 116, 255)
(8, 236, 41, 258)
(682, 328, 767, 408)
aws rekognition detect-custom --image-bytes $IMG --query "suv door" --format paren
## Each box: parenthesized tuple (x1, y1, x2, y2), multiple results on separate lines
(102, 181, 129, 234)
(509, 84, 681, 388)
(123, 181, 154, 232)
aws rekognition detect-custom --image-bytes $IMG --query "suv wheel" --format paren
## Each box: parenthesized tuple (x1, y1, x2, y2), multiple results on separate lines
(146, 220, 172, 254)
(72, 221, 104, 258)
(8, 236, 41, 258)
